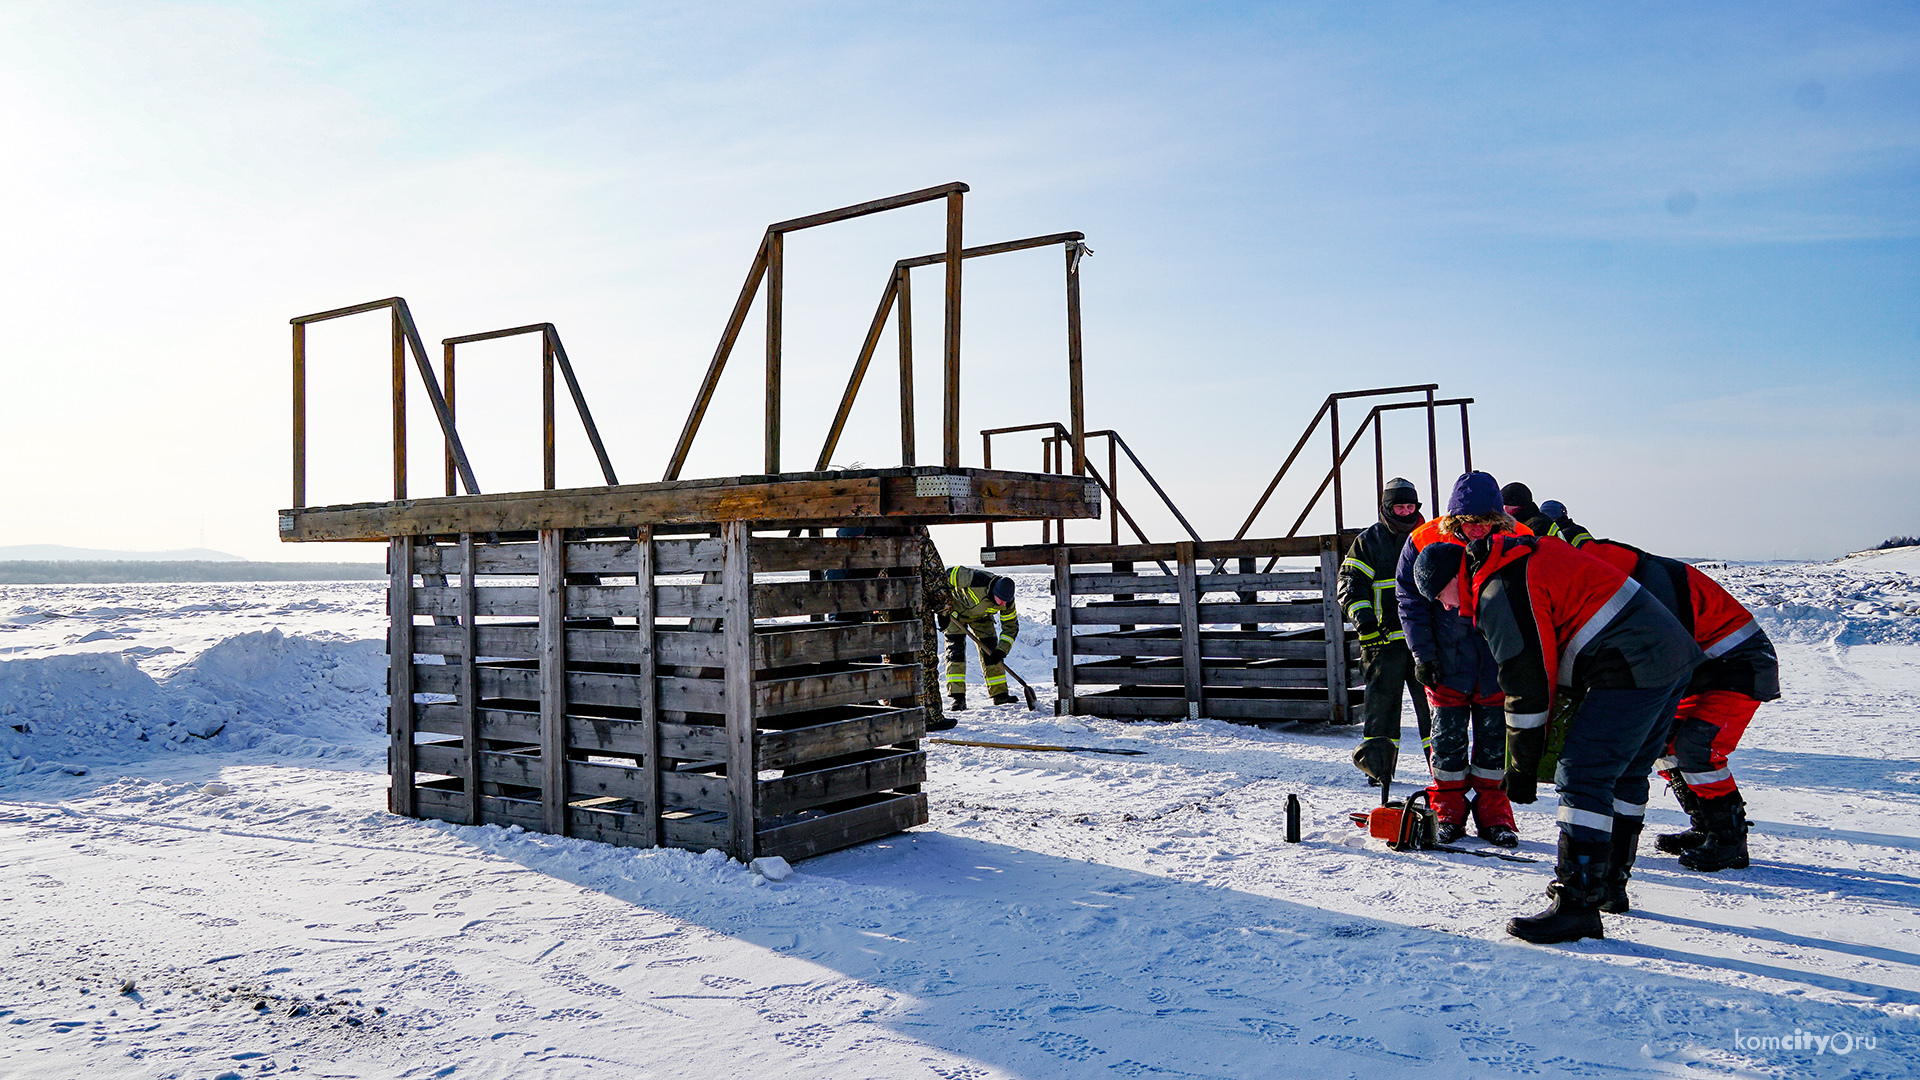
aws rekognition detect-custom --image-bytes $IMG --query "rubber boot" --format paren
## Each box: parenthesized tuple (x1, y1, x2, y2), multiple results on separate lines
(1599, 817, 1644, 914)
(1678, 792, 1749, 872)
(1655, 774, 1707, 854)
(1508, 834, 1608, 944)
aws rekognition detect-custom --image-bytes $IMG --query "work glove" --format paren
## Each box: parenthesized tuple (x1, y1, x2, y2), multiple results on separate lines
(1503, 723, 1547, 804)
(1501, 768, 1539, 804)
(1355, 619, 1383, 649)
(1413, 659, 1442, 687)
(982, 647, 1008, 667)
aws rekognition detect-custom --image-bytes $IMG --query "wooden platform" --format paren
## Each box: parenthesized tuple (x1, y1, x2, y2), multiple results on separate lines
(982, 535, 1362, 725)
(295, 467, 1096, 863)
(280, 466, 1099, 542)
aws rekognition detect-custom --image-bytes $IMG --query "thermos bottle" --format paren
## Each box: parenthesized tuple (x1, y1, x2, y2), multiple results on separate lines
(1284, 793, 1302, 843)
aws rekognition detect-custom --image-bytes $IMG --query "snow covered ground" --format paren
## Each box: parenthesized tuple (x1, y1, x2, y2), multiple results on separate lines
(3, 556, 1919, 1079)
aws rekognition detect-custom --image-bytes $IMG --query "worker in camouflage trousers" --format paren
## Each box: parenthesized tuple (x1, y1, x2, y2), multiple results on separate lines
(1575, 536, 1778, 885)
(1394, 472, 1521, 848)
(1338, 478, 1432, 789)
(944, 566, 1020, 709)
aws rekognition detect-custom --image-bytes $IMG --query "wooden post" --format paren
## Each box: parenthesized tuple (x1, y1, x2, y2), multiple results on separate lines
(538, 529, 569, 835)
(1319, 537, 1350, 724)
(766, 230, 784, 475)
(443, 341, 458, 497)
(634, 526, 661, 847)
(542, 332, 557, 490)
(1459, 402, 1473, 473)
(942, 190, 963, 468)
(1426, 388, 1440, 514)
(982, 429, 995, 550)
(391, 306, 407, 501)
(1054, 545, 1075, 716)
(388, 537, 416, 816)
(1065, 242, 1087, 476)
(1328, 400, 1342, 536)
(1373, 410, 1384, 504)
(1108, 436, 1120, 545)
(1177, 541, 1202, 721)
(292, 323, 306, 509)
(721, 522, 757, 860)
(897, 266, 915, 467)
(459, 533, 481, 825)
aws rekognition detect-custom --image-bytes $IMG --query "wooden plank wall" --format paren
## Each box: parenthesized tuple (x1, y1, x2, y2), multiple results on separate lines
(394, 529, 931, 862)
(1049, 537, 1359, 723)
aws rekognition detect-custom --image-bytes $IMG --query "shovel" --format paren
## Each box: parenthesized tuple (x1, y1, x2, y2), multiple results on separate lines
(964, 627, 1039, 711)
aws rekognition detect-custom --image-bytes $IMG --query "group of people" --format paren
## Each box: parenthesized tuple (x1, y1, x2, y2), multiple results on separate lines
(1339, 473, 1779, 944)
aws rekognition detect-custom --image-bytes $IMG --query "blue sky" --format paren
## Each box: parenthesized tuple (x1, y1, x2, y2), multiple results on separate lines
(0, 1, 1914, 561)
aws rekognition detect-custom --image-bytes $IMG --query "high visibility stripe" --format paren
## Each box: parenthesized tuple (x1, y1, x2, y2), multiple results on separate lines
(1347, 600, 1374, 618)
(1558, 806, 1614, 833)
(1702, 619, 1760, 659)
(1681, 766, 1733, 786)
(1385, 629, 1405, 642)
(1508, 710, 1550, 730)
(1612, 800, 1647, 818)
(1558, 577, 1642, 684)
(1469, 764, 1504, 780)
(1432, 767, 1467, 781)
(1342, 557, 1375, 577)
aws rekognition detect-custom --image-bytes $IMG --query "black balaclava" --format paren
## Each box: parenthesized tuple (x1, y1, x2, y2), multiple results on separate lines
(1379, 477, 1423, 536)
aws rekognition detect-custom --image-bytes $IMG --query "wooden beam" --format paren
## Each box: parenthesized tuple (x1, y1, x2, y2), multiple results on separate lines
(388, 537, 416, 816)
(542, 333, 557, 490)
(391, 306, 407, 501)
(1319, 538, 1349, 725)
(664, 234, 771, 481)
(1054, 546, 1075, 717)
(721, 522, 756, 860)
(767, 181, 967, 233)
(766, 230, 783, 475)
(897, 266, 915, 466)
(1066, 241, 1087, 476)
(459, 532, 481, 825)
(538, 529, 569, 835)
(942, 190, 962, 468)
(1177, 541, 1202, 721)
(634, 526, 660, 847)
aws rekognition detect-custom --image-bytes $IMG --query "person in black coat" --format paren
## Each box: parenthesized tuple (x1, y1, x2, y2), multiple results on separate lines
(1337, 478, 1431, 786)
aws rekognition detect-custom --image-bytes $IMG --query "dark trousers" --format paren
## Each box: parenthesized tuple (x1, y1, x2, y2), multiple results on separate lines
(1360, 641, 1432, 750)
(1555, 677, 1691, 843)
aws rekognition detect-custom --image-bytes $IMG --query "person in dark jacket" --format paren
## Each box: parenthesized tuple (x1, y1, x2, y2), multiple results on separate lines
(944, 566, 1020, 709)
(1338, 478, 1431, 787)
(1415, 533, 1704, 944)
(1576, 538, 1779, 881)
(1394, 472, 1519, 847)
(1533, 500, 1594, 547)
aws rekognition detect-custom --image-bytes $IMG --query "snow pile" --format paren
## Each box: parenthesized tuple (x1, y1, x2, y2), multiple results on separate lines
(1707, 561, 1920, 647)
(0, 629, 385, 774)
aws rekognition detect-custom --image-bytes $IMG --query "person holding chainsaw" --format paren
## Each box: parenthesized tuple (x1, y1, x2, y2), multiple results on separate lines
(943, 566, 1021, 710)
(1392, 472, 1521, 848)
(1414, 530, 1702, 945)
(1339, 478, 1434, 792)
(1573, 536, 1779, 889)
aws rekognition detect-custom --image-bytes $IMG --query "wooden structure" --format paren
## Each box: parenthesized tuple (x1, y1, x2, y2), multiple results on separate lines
(283, 183, 1102, 861)
(982, 536, 1359, 724)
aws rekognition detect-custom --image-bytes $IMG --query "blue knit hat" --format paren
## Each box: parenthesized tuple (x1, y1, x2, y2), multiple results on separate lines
(1412, 541, 1467, 601)
(1447, 471, 1503, 517)
(1540, 500, 1567, 520)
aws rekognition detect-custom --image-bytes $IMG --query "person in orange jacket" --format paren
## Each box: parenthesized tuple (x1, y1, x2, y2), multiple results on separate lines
(1414, 532, 1703, 944)
(1391, 472, 1521, 846)
(1574, 538, 1779, 882)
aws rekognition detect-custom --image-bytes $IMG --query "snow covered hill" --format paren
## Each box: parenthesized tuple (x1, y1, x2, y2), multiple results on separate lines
(2, 562, 1918, 1079)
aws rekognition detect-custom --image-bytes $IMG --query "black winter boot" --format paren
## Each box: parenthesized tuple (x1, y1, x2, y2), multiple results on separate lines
(1678, 792, 1749, 872)
(948, 694, 967, 712)
(1655, 775, 1707, 854)
(1600, 817, 1644, 914)
(1508, 834, 1608, 944)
